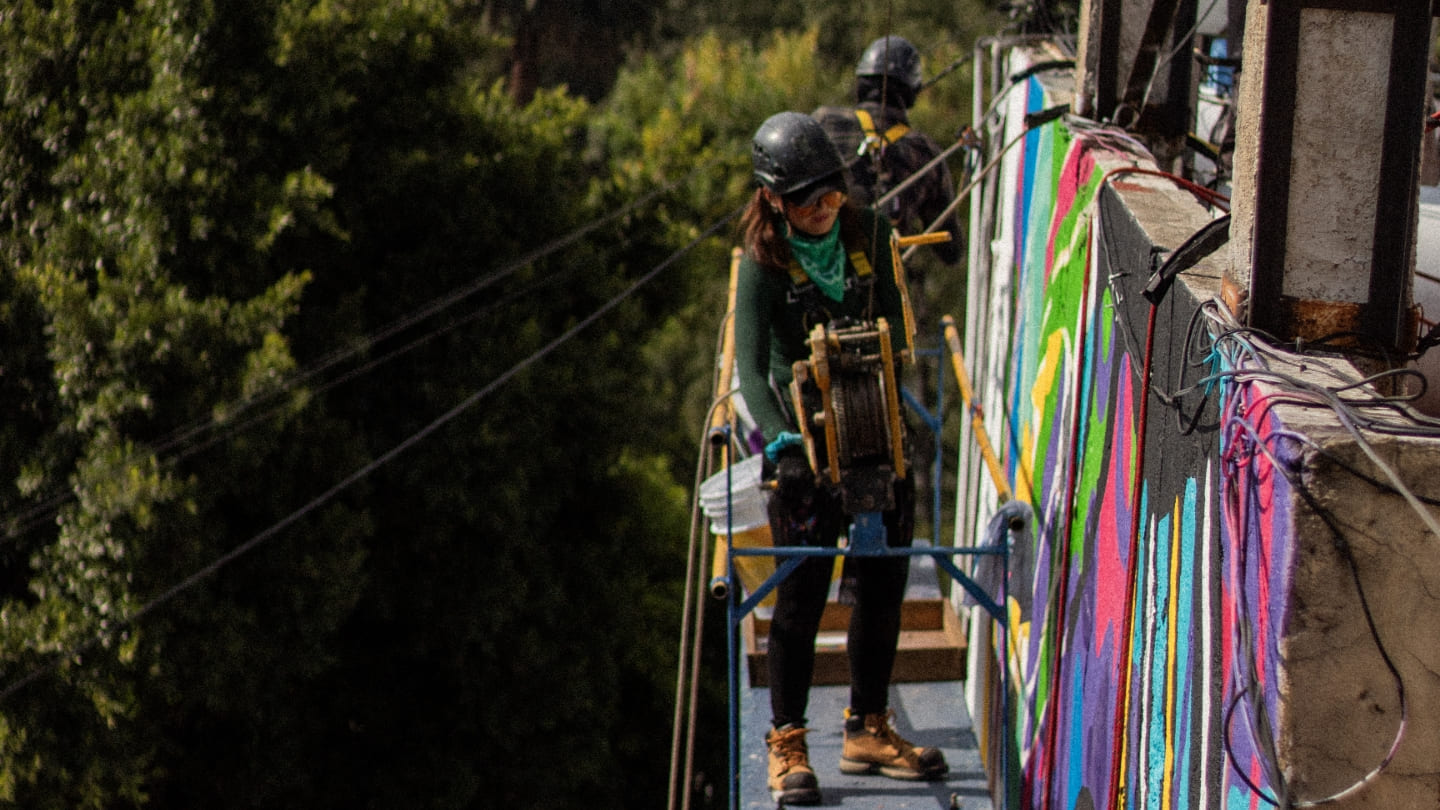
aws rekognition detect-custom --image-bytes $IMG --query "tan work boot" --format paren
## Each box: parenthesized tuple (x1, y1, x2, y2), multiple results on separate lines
(839, 708, 948, 780)
(765, 724, 821, 805)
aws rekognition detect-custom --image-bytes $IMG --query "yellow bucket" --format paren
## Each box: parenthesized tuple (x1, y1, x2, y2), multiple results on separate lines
(712, 523, 779, 607)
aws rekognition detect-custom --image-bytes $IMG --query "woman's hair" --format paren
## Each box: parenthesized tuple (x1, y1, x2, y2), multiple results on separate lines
(739, 188, 789, 270)
(739, 188, 860, 272)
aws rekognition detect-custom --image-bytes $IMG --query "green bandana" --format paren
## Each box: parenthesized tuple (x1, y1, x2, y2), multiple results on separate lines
(787, 222, 846, 301)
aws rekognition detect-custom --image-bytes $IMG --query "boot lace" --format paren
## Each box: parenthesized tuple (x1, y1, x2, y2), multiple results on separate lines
(870, 709, 917, 755)
(770, 726, 811, 770)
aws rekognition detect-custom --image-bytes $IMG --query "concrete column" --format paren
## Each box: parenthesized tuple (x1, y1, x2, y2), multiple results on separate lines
(1074, 0, 1198, 142)
(1224, 0, 1431, 353)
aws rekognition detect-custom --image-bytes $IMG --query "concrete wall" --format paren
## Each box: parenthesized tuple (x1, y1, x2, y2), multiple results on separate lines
(959, 41, 1440, 810)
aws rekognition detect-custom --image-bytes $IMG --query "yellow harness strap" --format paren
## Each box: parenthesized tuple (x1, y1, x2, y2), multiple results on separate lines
(854, 109, 910, 152)
(787, 246, 873, 287)
(786, 217, 874, 287)
(847, 246, 873, 278)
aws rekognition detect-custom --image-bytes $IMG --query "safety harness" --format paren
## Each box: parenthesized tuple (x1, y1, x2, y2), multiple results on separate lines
(853, 109, 910, 156)
(785, 222, 877, 330)
(853, 109, 910, 220)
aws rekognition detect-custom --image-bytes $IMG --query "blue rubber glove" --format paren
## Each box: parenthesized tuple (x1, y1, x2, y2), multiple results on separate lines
(764, 431, 803, 463)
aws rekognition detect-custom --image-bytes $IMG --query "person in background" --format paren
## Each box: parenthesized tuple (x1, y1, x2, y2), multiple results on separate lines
(735, 110, 948, 806)
(814, 35, 965, 504)
(812, 35, 963, 265)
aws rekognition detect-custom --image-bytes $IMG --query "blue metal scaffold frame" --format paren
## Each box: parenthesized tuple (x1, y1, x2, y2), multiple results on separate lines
(710, 330, 1013, 810)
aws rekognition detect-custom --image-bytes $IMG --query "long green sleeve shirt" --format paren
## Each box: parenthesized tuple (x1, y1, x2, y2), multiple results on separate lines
(734, 207, 907, 444)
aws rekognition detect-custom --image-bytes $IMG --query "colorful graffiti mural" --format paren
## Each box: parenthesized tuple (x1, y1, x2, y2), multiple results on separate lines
(960, 47, 1288, 810)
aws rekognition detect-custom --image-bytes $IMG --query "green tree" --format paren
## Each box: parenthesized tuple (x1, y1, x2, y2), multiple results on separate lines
(0, 0, 1004, 806)
(0, 0, 689, 807)
(0, 0, 312, 803)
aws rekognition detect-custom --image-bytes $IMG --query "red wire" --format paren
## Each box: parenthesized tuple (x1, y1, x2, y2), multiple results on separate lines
(1107, 301, 1158, 809)
(1098, 165, 1215, 809)
(1102, 165, 1231, 213)
(1091, 160, 1174, 808)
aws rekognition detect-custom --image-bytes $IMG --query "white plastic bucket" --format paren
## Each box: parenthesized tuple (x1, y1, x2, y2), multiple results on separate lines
(698, 455, 770, 534)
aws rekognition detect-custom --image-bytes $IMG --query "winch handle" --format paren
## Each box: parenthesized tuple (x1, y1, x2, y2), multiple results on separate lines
(896, 231, 952, 247)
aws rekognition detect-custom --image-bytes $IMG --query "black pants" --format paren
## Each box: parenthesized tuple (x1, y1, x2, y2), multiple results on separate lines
(766, 476, 914, 729)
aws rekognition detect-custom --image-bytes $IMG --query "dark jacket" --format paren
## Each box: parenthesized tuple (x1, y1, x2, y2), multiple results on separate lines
(735, 207, 906, 443)
(811, 102, 961, 264)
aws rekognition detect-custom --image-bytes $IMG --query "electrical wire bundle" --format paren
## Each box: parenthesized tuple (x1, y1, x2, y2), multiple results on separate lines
(1194, 300, 1423, 808)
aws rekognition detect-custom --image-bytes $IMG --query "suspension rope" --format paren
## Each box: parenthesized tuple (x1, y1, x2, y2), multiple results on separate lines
(667, 388, 735, 810)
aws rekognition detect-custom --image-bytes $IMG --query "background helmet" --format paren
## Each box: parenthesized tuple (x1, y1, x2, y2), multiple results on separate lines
(855, 35, 923, 95)
(751, 111, 847, 202)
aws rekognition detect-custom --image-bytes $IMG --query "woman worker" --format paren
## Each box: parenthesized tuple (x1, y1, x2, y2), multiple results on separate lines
(733, 110, 948, 806)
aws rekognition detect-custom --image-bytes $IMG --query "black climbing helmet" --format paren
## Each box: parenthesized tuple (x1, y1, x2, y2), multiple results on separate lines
(751, 111, 848, 204)
(855, 35, 923, 94)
